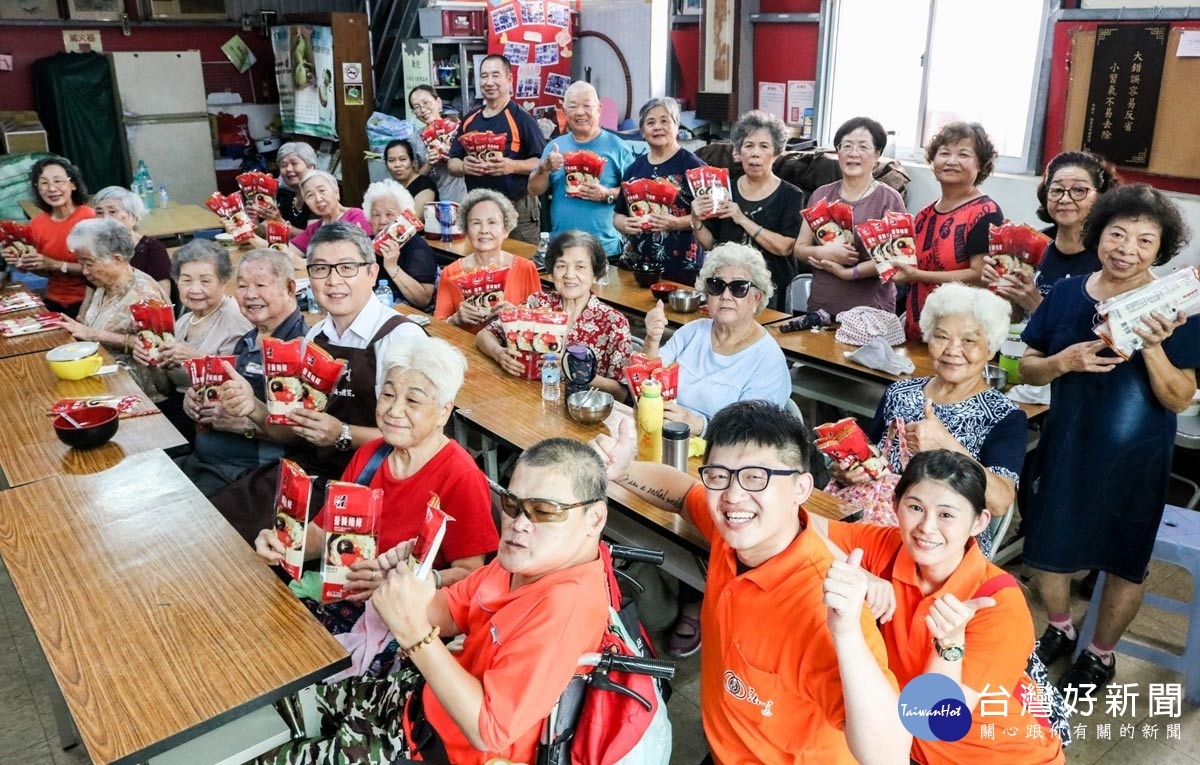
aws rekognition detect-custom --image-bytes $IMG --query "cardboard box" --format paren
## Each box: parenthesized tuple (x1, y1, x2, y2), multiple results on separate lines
(0, 112, 50, 155)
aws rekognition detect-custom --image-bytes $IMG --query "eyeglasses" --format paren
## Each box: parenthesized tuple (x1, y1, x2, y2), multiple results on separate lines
(704, 277, 755, 299)
(494, 485, 603, 524)
(37, 178, 72, 189)
(1047, 186, 1094, 202)
(698, 465, 802, 492)
(306, 261, 371, 280)
(837, 142, 875, 156)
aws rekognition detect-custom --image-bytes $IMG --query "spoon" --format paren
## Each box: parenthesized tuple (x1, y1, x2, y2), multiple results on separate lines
(61, 412, 84, 429)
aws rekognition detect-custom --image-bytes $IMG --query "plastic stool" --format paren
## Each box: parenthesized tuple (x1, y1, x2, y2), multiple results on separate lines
(1075, 505, 1200, 704)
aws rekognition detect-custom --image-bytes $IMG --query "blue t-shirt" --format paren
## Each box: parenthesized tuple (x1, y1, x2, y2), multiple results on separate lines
(541, 131, 636, 255)
(659, 319, 792, 419)
(449, 101, 547, 200)
(616, 148, 707, 283)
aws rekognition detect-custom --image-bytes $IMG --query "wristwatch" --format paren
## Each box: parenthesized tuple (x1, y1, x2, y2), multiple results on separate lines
(242, 419, 256, 439)
(605, 190, 615, 205)
(934, 638, 964, 662)
(60, 261, 69, 274)
(333, 422, 352, 451)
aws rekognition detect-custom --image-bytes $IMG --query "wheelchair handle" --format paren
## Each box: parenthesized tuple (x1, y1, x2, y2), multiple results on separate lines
(606, 544, 665, 566)
(592, 652, 676, 680)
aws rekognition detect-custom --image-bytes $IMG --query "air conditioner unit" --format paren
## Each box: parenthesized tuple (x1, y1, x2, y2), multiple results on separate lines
(144, 0, 227, 21)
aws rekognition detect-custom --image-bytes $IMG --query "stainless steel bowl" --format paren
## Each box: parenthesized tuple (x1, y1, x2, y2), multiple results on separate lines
(983, 363, 1008, 391)
(668, 289, 704, 313)
(566, 390, 614, 425)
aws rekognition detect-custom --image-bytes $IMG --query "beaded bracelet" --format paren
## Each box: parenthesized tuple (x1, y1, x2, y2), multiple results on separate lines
(402, 625, 441, 659)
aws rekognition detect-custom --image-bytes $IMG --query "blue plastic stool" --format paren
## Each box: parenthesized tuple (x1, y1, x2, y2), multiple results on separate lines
(1076, 505, 1200, 704)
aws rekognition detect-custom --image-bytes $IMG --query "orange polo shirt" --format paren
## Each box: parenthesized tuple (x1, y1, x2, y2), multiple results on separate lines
(420, 554, 608, 765)
(685, 484, 897, 765)
(827, 522, 1065, 765)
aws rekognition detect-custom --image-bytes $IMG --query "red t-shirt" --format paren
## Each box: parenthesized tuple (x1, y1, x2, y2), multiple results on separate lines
(28, 205, 95, 307)
(315, 438, 498, 565)
(422, 556, 609, 765)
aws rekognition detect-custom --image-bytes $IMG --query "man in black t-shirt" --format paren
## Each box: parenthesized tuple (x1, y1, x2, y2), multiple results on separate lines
(448, 54, 547, 243)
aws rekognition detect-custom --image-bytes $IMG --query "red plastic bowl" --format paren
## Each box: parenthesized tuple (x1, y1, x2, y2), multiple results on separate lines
(53, 406, 120, 450)
(649, 282, 678, 302)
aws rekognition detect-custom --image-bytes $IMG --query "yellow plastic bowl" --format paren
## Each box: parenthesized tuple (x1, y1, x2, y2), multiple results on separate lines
(46, 342, 103, 381)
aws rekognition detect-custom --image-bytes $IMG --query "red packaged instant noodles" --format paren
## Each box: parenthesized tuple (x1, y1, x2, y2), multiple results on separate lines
(204, 192, 256, 243)
(452, 264, 511, 312)
(885, 211, 917, 265)
(263, 338, 348, 425)
(130, 301, 176, 364)
(685, 166, 731, 217)
(274, 459, 313, 581)
(236, 171, 280, 212)
(421, 118, 458, 162)
(814, 418, 889, 479)
(987, 222, 1052, 289)
(562, 150, 607, 197)
(856, 220, 896, 282)
(623, 353, 680, 401)
(498, 308, 568, 379)
(0, 221, 33, 258)
(48, 395, 145, 417)
(623, 178, 680, 229)
(372, 209, 424, 254)
(300, 343, 347, 413)
(458, 130, 507, 164)
(828, 201, 855, 235)
(265, 220, 291, 250)
(0, 312, 59, 336)
(320, 480, 383, 602)
(802, 199, 842, 245)
(410, 493, 454, 581)
(0, 291, 43, 315)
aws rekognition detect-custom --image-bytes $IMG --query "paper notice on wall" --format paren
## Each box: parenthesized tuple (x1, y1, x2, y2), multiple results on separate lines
(758, 82, 786, 120)
(1177, 30, 1200, 57)
(63, 30, 103, 53)
(786, 80, 815, 125)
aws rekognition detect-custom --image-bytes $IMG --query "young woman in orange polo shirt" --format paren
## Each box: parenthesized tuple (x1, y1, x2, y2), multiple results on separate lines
(815, 450, 1065, 765)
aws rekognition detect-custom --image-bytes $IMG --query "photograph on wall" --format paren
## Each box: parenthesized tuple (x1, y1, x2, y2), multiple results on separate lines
(504, 42, 530, 66)
(519, 0, 544, 25)
(490, 4, 519, 34)
(272, 25, 337, 140)
(488, 0, 573, 110)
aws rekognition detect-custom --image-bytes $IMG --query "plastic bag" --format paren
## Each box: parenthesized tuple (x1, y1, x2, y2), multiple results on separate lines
(365, 111, 413, 154)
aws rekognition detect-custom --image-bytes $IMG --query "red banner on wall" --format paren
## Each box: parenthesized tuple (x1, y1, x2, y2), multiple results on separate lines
(486, 0, 574, 112)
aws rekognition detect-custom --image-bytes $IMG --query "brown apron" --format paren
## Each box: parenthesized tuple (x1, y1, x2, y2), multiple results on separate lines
(211, 315, 415, 543)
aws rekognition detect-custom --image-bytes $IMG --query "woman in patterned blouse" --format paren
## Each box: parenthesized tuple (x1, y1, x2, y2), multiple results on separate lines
(477, 230, 632, 398)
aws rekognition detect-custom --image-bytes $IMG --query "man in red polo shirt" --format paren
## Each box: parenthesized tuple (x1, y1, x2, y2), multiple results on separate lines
(594, 400, 911, 764)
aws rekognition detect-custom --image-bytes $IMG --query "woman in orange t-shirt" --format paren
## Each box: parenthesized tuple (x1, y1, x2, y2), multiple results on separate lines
(818, 450, 1065, 765)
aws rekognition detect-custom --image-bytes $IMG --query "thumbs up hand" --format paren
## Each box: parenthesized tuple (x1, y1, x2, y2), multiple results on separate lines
(904, 398, 958, 454)
(218, 360, 258, 418)
(924, 592, 997, 650)
(824, 548, 872, 637)
(544, 142, 564, 173)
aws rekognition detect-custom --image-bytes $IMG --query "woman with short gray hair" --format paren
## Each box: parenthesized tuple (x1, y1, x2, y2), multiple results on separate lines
(692, 110, 804, 310)
(269, 141, 319, 235)
(93, 185, 173, 296)
(613, 97, 708, 283)
(288, 171, 372, 260)
(55, 218, 172, 400)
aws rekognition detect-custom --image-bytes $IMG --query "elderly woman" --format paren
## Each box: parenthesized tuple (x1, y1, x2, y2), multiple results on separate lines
(2, 157, 95, 317)
(254, 334, 499, 620)
(983, 151, 1120, 315)
(613, 97, 707, 284)
(93, 186, 172, 296)
(478, 230, 632, 397)
(177, 248, 309, 495)
(1019, 184, 1199, 691)
(899, 122, 1004, 342)
(816, 451, 1067, 765)
(259, 141, 318, 236)
(135, 240, 251, 442)
(54, 218, 170, 399)
(793, 117, 907, 316)
(434, 189, 541, 332)
(829, 283, 1025, 555)
(288, 170, 372, 258)
(408, 85, 466, 203)
(384, 139, 438, 219)
(362, 179, 438, 309)
(691, 110, 804, 311)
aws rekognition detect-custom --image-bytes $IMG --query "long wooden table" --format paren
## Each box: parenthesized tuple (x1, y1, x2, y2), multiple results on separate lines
(0, 286, 72, 359)
(21, 199, 221, 240)
(0, 450, 349, 765)
(0, 346, 185, 487)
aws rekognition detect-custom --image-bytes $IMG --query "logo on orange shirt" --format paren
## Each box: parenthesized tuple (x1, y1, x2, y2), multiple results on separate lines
(723, 670, 774, 717)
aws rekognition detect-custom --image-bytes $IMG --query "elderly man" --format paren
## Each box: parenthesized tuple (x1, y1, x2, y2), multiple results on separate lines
(213, 222, 426, 542)
(447, 54, 547, 244)
(528, 81, 635, 257)
(594, 402, 911, 765)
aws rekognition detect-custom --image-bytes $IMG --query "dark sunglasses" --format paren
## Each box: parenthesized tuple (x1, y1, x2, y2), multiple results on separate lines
(492, 483, 603, 524)
(705, 277, 755, 299)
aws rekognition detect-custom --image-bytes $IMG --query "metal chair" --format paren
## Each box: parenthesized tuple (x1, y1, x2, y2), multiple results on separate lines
(785, 274, 812, 315)
(1172, 414, 1200, 509)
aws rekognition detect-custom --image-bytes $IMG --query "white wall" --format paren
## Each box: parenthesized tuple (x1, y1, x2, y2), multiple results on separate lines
(900, 162, 1200, 275)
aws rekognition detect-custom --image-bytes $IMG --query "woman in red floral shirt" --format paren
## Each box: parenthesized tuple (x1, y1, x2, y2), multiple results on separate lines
(897, 122, 1004, 342)
(477, 230, 632, 398)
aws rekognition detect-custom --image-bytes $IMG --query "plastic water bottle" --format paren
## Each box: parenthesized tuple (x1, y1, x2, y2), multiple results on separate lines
(534, 232, 550, 271)
(374, 279, 395, 309)
(140, 162, 156, 209)
(541, 352, 561, 402)
(157, 185, 170, 210)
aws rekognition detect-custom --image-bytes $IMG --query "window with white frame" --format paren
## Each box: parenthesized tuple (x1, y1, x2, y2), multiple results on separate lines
(822, 0, 1048, 173)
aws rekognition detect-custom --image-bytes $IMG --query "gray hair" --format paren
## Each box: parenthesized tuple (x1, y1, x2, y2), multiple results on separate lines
(382, 334, 467, 406)
(307, 221, 374, 264)
(547, 230, 606, 281)
(66, 218, 133, 262)
(93, 185, 146, 224)
(732, 110, 789, 156)
(299, 169, 340, 196)
(517, 437, 607, 505)
(362, 179, 416, 222)
(563, 80, 599, 105)
(695, 242, 775, 314)
(172, 239, 233, 282)
(457, 188, 518, 232)
(638, 97, 681, 128)
(277, 142, 318, 170)
(919, 283, 1011, 354)
(237, 248, 297, 290)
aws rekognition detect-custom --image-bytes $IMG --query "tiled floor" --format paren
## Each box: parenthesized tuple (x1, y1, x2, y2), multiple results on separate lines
(1, 543, 1197, 764)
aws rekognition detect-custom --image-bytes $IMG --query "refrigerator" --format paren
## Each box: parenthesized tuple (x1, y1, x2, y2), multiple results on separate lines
(109, 51, 217, 206)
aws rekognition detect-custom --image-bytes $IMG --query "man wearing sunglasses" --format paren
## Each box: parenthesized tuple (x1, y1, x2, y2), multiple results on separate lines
(214, 222, 426, 542)
(593, 401, 909, 765)
(371, 437, 611, 765)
